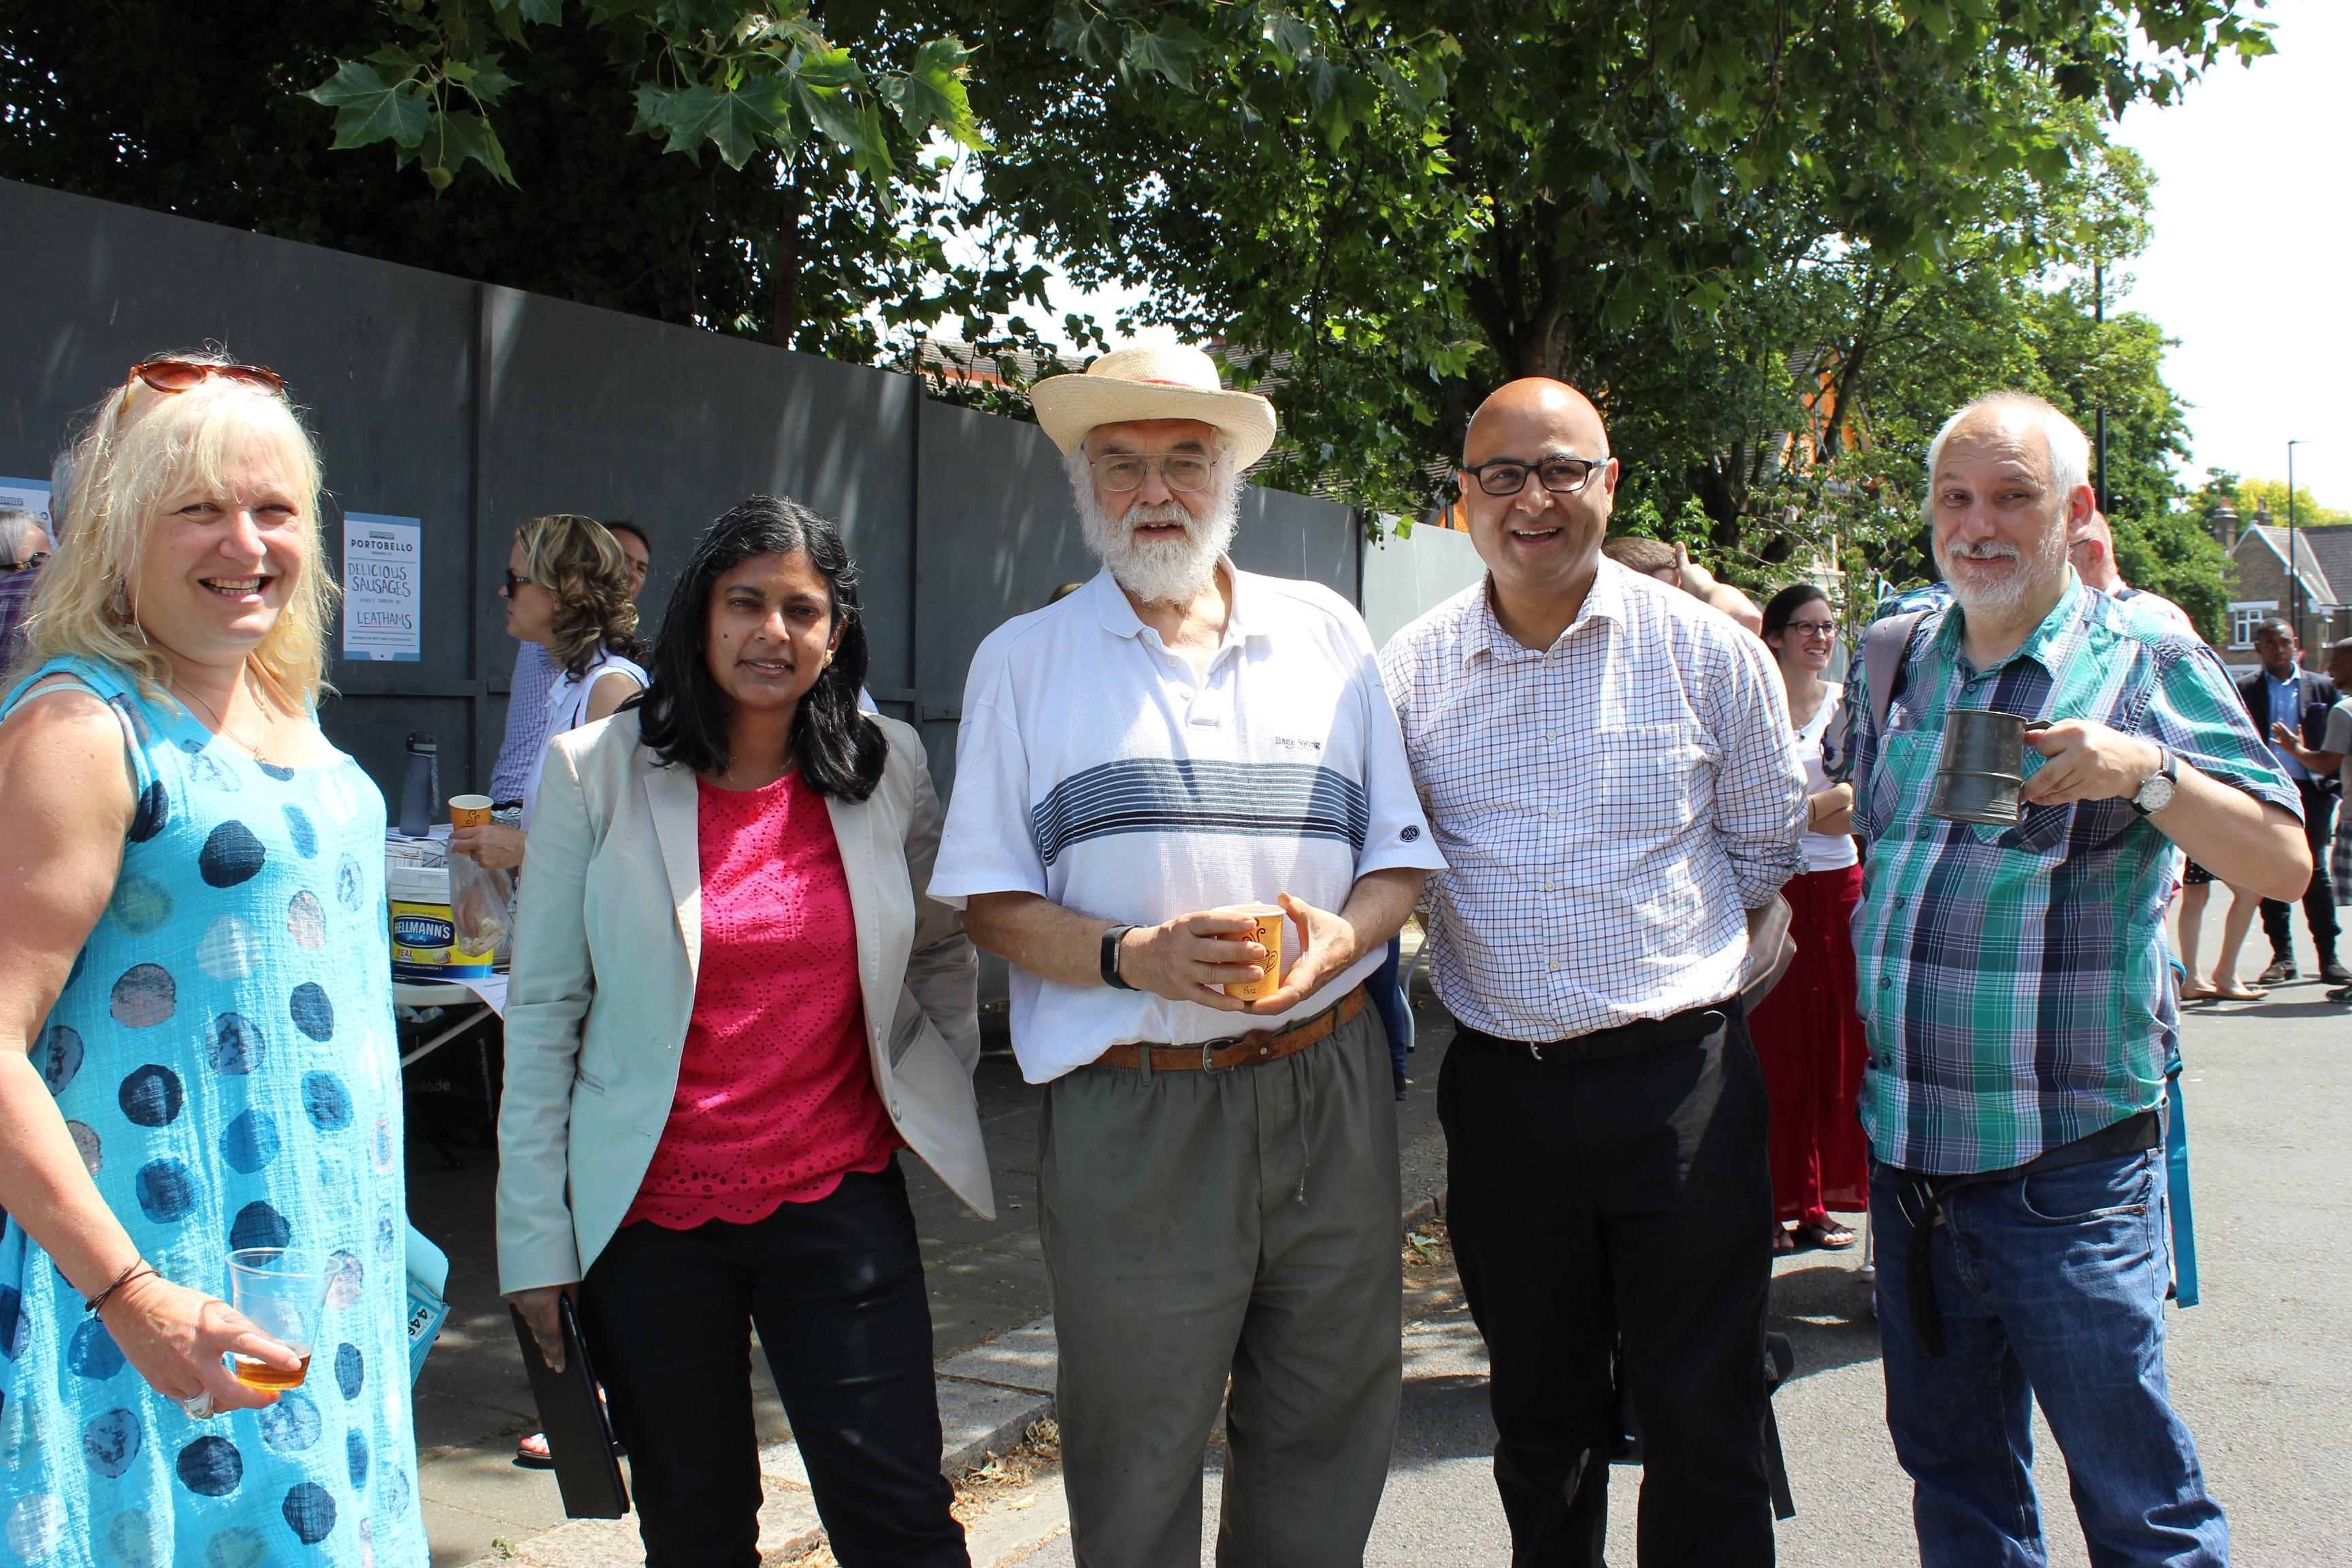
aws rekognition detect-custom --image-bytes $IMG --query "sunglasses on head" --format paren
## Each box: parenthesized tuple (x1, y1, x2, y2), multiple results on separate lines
(127, 359, 286, 396)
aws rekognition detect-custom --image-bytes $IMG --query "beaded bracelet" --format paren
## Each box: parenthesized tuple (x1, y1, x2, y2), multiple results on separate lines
(84, 1259, 152, 1316)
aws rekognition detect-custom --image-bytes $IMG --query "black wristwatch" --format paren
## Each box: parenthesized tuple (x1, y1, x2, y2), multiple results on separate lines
(1100, 925, 1137, 990)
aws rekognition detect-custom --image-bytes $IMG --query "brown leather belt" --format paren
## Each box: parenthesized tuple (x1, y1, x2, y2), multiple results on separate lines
(1096, 985, 1366, 1072)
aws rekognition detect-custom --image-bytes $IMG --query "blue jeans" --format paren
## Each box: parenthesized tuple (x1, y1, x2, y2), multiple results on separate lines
(1369, 935, 1411, 1080)
(1871, 1150, 2228, 1567)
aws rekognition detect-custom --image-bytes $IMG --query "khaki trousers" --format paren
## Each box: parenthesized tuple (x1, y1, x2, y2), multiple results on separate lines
(1039, 1004, 1401, 1568)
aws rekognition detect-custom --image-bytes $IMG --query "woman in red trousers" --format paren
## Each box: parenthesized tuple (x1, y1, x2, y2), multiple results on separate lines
(1751, 584, 1870, 1252)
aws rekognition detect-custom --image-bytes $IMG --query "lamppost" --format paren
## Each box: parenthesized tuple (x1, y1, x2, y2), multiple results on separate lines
(2289, 438, 2305, 659)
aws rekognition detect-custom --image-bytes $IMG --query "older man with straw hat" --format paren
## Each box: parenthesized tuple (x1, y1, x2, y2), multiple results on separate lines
(932, 344, 1443, 1566)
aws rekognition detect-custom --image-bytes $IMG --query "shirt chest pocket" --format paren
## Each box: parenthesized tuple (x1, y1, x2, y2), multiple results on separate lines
(1586, 724, 1712, 834)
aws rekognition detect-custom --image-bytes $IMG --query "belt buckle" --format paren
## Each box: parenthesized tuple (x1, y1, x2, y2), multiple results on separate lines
(1198, 1031, 1247, 1073)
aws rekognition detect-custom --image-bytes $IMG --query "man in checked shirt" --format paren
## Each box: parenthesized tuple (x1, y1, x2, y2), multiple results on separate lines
(1381, 378, 1806, 1565)
(1840, 393, 2306, 1567)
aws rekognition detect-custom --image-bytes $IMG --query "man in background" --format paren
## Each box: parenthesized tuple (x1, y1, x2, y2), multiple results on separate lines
(2068, 508, 2198, 635)
(1601, 534, 1764, 632)
(2236, 617, 2345, 984)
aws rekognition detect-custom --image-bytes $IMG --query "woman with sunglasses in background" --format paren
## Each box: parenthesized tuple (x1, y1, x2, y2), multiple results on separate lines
(1748, 583, 1871, 1253)
(0, 354, 426, 1565)
(450, 514, 646, 870)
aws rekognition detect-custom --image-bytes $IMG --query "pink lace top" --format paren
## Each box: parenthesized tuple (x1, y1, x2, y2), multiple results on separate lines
(623, 768, 898, 1229)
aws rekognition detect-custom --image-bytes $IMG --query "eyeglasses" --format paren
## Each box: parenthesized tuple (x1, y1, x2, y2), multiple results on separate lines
(1784, 619, 1837, 640)
(502, 568, 532, 597)
(1090, 453, 1218, 493)
(127, 359, 286, 396)
(1464, 455, 1613, 497)
(0, 552, 47, 574)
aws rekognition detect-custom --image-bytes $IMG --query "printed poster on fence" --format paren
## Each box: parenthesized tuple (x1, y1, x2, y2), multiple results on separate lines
(342, 512, 421, 662)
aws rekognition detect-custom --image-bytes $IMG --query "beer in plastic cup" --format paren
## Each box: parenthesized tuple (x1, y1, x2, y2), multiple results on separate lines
(1215, 903, 1288, 1002)
(226, 1248, 327, 1391)
(448, 794, 494, 830)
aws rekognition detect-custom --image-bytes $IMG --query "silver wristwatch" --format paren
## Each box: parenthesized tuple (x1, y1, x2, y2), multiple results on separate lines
(2131, 747, 2178, 816)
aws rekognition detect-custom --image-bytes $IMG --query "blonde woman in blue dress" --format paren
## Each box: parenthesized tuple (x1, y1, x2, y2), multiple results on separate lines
(0, 356, 426, 1565)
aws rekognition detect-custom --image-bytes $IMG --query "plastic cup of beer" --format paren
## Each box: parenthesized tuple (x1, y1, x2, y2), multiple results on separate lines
(448, 793, 494, 830)
(1215, 902, 1288, 1002)
(226, 1248, 327, 1391)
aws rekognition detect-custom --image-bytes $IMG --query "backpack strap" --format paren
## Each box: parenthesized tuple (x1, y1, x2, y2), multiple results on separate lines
(1863, 609, 1930, 735)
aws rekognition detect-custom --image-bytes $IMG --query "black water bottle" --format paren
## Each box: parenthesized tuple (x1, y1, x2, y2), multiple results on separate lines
(397, 732, 438, 837)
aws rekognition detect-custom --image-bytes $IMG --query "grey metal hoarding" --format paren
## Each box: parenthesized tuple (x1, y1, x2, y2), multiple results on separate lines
(0, 176, 1359, 813)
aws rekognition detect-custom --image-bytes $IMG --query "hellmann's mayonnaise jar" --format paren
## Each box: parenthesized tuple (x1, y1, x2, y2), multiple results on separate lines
(388, 863, 495, 980)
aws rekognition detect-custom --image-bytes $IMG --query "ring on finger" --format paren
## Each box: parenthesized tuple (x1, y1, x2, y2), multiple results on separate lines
(179, 1391, 217, 1420)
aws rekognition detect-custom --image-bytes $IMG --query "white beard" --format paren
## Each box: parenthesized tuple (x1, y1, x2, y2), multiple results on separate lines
(1938, 528, 2068, 621)
(1078, 475, 1241, 606)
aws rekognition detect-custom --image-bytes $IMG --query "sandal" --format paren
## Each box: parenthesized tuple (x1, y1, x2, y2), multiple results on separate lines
(515, 1431, 553, 1469)
(1771, 1227, 1797, 1254)
(1795, 1219, 1857, 1250)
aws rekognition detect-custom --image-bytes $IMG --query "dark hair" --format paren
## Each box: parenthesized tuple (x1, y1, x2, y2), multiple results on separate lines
(1761, 583, 1831, 642)
(605, 519, 651, 556)
(625, 495, 886, 801)
(2255, 617, 2296, 644)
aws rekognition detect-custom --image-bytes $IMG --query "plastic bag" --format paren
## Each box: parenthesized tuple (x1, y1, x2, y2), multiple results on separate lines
(448, 848, 515, 957)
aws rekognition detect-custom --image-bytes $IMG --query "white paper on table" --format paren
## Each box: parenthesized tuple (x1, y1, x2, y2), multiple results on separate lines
(459, 974, 508, 1017)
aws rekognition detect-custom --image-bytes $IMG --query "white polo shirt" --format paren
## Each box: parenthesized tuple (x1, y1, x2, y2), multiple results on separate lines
(930, 565, 1446, 1083)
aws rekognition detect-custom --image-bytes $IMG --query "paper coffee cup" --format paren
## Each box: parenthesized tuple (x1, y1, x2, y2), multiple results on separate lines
(448, 794, 494, 830)
(1215, 902, 1288, 1002)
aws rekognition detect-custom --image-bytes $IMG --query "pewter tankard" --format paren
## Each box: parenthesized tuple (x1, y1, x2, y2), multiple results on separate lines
(1928, 708, 2033, 826)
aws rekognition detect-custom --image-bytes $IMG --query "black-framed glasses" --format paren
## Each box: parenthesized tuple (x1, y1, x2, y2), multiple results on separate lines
(1464, 455, 1613, 497)
(1090, 453, 1218, 493)
(502, 568, 532, 597)
(1784, 618, 1837, 640)
(0, 552, 48, 573)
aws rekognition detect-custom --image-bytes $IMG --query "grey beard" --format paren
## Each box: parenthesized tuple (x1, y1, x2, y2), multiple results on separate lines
(1938, 534, 2066, 621)
(1078, 480, 1240, 606)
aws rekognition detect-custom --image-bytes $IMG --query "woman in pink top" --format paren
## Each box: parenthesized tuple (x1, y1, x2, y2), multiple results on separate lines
(498, 497, 992, 1567)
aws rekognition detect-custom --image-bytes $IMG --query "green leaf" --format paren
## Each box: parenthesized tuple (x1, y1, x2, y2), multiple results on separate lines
(789, 76, 873, 159)
(634, 80, 787, 168)
(1125, 22, 1209, 92)
(306, 61, 431, 149)
(430, 110, 517, 184)
(898, 37, 981, 149)
(491, 0, 564, 22)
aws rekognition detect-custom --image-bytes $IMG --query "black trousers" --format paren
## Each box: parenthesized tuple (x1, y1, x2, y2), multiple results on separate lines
(1440, 1011, 1776, 1568)
(2261, 780, 2338, 964)
(578, 1162, 966, 1568)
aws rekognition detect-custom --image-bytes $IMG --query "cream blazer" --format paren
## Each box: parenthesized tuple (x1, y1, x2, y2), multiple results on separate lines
(496, 710, 993, 1293)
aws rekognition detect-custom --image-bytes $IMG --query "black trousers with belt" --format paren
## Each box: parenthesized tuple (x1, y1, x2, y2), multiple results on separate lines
(1439, 1008, 1776, 1567)
(2261, 779, 2338, 966)
(578, 1161, 967, 1568)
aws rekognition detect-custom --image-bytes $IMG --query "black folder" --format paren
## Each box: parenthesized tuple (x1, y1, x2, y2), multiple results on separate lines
(509, 1297, 630, 1518)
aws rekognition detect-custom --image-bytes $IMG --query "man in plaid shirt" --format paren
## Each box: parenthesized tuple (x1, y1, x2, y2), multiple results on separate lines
(1840, 393, 2306, 1567)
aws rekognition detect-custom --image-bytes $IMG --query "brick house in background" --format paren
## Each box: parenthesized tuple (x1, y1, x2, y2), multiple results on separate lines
(2221, 506, 2352, 673)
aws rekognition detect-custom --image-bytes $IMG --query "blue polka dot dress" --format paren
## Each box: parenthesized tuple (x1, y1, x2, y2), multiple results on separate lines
(0, 658, 426, 1567)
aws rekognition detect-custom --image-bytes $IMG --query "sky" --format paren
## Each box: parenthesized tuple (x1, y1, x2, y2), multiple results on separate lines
(2098, 0, 2345, 506)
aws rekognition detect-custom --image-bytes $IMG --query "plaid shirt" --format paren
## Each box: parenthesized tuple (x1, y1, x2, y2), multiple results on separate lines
(1382, 564, 1805, 1041)
(1839, 578, 2298, 1175)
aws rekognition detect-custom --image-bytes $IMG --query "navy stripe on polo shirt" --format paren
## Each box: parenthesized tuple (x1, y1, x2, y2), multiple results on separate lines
(1032, 758, 1371, 865)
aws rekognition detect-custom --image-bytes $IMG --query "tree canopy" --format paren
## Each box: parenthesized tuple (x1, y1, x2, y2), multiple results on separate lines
(0, 0, 2273, 602)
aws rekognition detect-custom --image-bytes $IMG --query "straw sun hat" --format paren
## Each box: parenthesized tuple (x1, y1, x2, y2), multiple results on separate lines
(1030, 344, 1278, 470)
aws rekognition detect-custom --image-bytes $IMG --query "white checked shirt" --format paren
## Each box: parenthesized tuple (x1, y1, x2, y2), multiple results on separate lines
(1379, 562, 1805, 1041)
